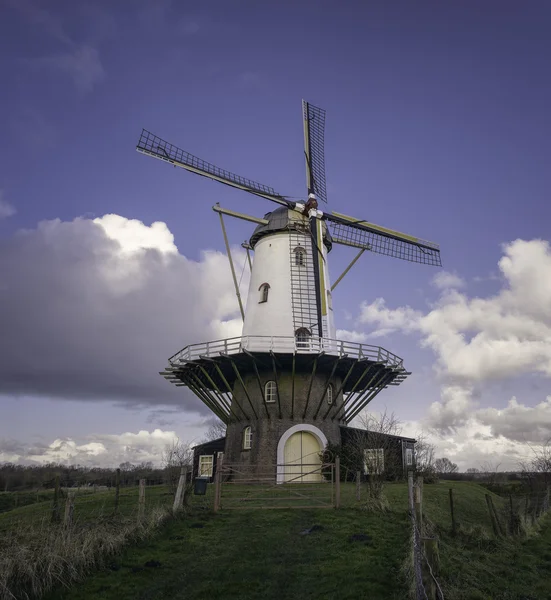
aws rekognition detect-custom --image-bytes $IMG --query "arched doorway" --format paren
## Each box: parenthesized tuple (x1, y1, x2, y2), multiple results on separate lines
(276, 424, 328, 484)
(283, 431, 322, 483)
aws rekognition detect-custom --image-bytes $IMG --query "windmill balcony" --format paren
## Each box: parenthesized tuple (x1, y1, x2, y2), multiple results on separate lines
(168, 335, 404, 368)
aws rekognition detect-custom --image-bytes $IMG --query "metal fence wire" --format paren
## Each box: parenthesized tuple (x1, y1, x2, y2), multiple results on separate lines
(409, 475, 444, 600)
(216, 462, 337, 510)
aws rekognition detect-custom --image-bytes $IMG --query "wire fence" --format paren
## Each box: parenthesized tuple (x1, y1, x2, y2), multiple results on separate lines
(215, 461, 338, 510)
(408, 474, 551, 600)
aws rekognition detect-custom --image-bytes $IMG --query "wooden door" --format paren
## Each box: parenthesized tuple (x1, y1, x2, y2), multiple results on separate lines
(283, 431, 322, 483)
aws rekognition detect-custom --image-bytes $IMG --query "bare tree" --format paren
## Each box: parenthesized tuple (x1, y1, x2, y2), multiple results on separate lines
(466, 467, 480, 474)
(435, 457, 458, 474)
(414, 434, 437, 482)
(202, 418, 227, 442)
(350, 409, 404, 506)
(519, 438, 551, 490)
(162, 438, 193, 493)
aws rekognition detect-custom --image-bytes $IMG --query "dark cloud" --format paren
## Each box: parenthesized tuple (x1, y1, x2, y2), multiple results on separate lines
(0, 215, 243, 413)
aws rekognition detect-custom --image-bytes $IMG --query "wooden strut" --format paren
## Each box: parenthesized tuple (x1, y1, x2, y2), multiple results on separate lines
(322, 359, 358, 420)
(346, 371, 396, 423)
(245, 352, 270, 419)
(218, 206, 245, 321)
(228, 358, 259, 420)
(331, 362, 380, 421)
(302, 353, 323, 419)
(185, 369, 228, 419)
(342, 368, 392, 420)
(270, 351, 283, 420)
(186, 372, 229, 423)
(331, 248, 366, 291)
(312, 357, 342, 420)
(196, 365, 234, 417)
(210, 357, 250, 421)
(341, 367, 394, 423)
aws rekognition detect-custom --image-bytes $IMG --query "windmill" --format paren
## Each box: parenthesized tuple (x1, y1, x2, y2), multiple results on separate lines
(138, 101, 441, 483)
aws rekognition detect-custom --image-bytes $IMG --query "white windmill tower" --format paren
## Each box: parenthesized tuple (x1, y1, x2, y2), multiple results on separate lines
(137, 101, 441, 482)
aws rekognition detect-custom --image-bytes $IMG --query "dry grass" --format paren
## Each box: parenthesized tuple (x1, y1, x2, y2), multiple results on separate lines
(0, 506, 171, 600)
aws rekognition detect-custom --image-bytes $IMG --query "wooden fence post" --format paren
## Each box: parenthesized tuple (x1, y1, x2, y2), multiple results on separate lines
(335, 456, 341, 509)
(408, 472, 414, 514)
(64, 492, 75, 527)
(213, 467, 221, 513)
(138, 479, 145, 521)
(449, 488, 457, 535)
(485, 494, 501, 537)
(51, 475, 61, 524)
(114, 468, 120, 515)
(421, 537, 440, 600)
(173, 467, 188, 514)
(356, 470, 361, 501)
(414, 477, 423, 533)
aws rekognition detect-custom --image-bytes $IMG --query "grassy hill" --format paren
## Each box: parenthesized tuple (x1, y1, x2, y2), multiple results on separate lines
(2, 481, 551, 600)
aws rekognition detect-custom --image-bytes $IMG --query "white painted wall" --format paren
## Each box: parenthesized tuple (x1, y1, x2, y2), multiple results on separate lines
(242, 233, 294, 338)
(241, 214, 335, 341)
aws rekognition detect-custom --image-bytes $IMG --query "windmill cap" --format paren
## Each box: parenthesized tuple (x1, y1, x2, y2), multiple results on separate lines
(308, 193, 317, 201)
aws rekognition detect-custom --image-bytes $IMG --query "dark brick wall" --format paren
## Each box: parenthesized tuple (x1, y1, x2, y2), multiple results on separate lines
(223, 368, 345, 477)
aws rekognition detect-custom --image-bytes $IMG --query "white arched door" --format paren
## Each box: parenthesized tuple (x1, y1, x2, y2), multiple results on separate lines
(283, 431, 322, 483)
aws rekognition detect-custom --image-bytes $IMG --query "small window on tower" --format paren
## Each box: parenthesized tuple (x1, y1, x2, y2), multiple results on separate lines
(259, 283, 270, 303)
(243, 426, 252, 450)
(327, 384, 333, 405)
(265, 380, 277, 403)
(327, 290, 333, 310)
(294, 246, 306, 266)
(295, 327, 311, 349)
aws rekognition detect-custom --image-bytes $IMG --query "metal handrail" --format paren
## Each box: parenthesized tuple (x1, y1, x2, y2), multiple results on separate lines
(169, 335, 404, 368)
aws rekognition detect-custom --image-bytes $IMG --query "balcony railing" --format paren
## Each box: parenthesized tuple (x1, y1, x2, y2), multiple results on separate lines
(168, 335, 404, 368)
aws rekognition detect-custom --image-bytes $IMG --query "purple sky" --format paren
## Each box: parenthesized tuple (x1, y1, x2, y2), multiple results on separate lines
(1, 0, 551, 469)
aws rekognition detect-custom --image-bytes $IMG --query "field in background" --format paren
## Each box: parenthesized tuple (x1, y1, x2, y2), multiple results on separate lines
(2, 481, 551, 599)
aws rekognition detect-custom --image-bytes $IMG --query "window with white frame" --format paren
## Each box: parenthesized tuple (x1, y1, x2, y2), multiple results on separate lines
(327, 384, 333, 405)
(259, 282, 270, 303)
(243, 426, 252, 450)
(406, 447, 413, 466)
(327, 290, 333, 310)
(295, 327, 311, 349)
(264, 380, 277, 403)
(199, 454, 214, 477)
(294, 246, 306, 266)
(364, 448, 384, 475)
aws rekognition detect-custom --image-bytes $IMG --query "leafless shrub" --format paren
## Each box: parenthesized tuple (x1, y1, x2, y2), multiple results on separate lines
(202, 418, 227, 442)
(162, 438, 193, 494)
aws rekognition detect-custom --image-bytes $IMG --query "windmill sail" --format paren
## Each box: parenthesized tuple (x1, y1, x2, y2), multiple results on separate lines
(136, 129, 292, 207)
(326, 212, 441, 266)
(303, 101, 328, 203)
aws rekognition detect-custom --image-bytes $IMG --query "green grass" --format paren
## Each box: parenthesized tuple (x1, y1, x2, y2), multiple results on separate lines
(47, 493, 411, 600)
(4, 481, 551, 600)
(0, 485, 172, 532)
(422, 481, 551, 600)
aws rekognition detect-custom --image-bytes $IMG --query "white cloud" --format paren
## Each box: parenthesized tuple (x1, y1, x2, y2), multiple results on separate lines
(358, 297, 421, 337)
(431, 270, 465, 290)
(0, 428, 200, 467)
(335, 329, 368, 343)
(0, 192, 16, 219)
(0, 213, 248, 411)
(352, 239, 551, 442)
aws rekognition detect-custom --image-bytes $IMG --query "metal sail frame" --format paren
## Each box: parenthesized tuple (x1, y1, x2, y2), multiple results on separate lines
(136, 104, 442, 268)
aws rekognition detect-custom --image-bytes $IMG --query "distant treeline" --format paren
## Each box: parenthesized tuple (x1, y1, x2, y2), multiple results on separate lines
(0, 461, 169, 492)
(440, 471, 550, 495)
